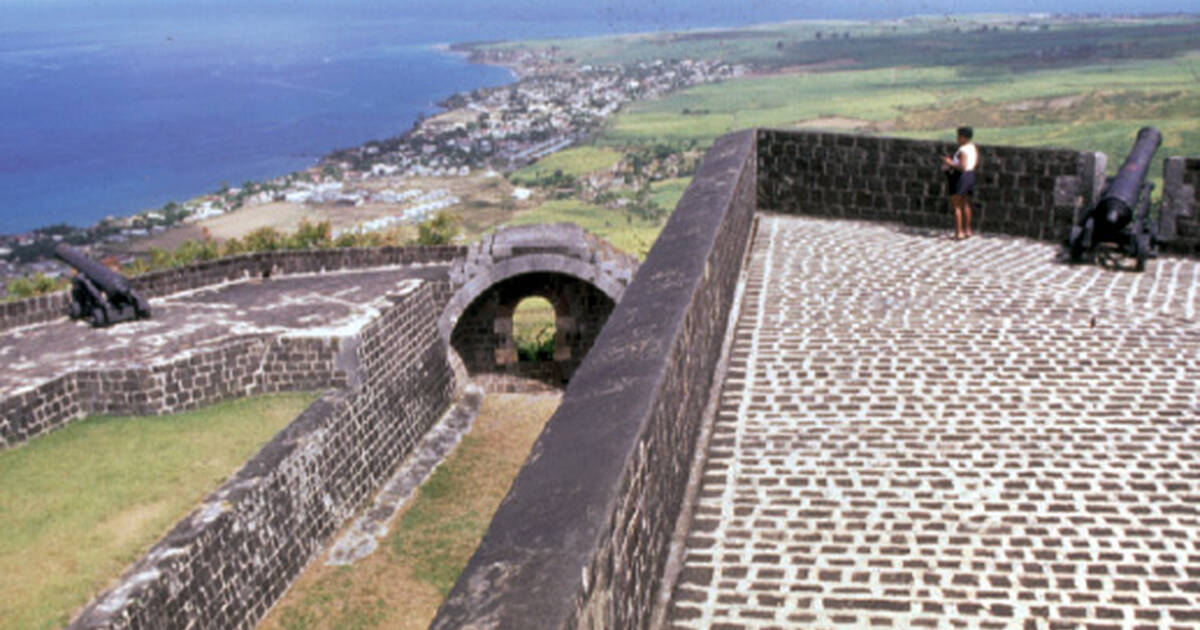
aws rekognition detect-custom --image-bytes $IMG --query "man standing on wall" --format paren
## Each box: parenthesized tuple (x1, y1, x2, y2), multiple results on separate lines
(943, 126, 978, 240)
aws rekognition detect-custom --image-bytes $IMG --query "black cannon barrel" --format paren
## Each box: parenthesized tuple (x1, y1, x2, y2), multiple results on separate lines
(54, 243, 133, 296)
(1098, 126, 1162, 222)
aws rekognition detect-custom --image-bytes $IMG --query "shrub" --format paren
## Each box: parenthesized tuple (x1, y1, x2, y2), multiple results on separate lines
(173, 239, 220, 266)
(516, 325, 556, 362)
(244, 227, 284, 252)
(413, 212, 461, 246)
(221, 237, 246, 257)
(6, 273, 66, 300)
(287, 220, 332, 249)
(148, 247, 174, 269)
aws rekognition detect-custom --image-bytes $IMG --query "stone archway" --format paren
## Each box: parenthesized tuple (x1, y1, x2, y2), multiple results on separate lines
(440, 224, 638, 388)
(450, 272, 616, 386)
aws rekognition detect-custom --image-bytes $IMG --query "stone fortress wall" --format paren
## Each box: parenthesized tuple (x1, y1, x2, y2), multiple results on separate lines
(0, 247, 461, 450)
(70, 281, 456, 630)
(757, 129, 1106, 241)
(1160, 156, 1200, 257)
(0, 226, 635, 630)
(0, 127, 1193, 629)
(431, 129, 1199, 629)
(0, 231, 636, 451)
(0, 246, 465, 333)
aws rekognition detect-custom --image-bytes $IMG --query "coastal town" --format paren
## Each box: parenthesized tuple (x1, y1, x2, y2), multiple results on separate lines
(0, 51, 742, 290)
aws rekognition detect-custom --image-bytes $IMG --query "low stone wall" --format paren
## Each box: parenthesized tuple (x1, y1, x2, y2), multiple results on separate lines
(1160, 156, 1200, 257)
(70, 280, 456, 630)
(0, 245, 464, 334)
(431, 130, 758, 629)
(0, 334, 349, 450)
(0, 291, 71, 331)
(757, 128, 1102, 242)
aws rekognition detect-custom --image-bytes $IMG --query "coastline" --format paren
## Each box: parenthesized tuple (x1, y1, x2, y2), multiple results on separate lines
(0, 40, 527, 248)
(0, 40, 520, 242)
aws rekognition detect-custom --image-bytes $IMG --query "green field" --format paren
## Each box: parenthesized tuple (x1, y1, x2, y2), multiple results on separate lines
(0, 393, 316, 630)
(504, 198, 664, 258)
(510, 146, 623, 184)
(603, 56, 1200, 160)
(479, 15, 1199, 73)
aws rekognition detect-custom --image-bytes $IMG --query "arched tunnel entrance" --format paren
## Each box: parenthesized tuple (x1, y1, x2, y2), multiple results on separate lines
(450, 272, 616, 388)
(438, 223, 639, 390)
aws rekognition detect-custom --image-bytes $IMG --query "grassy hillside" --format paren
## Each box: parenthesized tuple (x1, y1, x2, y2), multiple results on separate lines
(604, 54, 1200, 161)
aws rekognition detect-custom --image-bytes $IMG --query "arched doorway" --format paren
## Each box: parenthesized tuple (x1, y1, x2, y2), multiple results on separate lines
(449, 272, 616, 388)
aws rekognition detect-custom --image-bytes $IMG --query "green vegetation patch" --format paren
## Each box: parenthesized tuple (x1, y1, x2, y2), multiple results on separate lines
(476, 16, 1199, 73)
(510, 146, 623, 185)
(513, 297, 556, 362)
(505, 198, 664, 259)
(605, 55, 1200, 162)
(0, 393, 316, 630)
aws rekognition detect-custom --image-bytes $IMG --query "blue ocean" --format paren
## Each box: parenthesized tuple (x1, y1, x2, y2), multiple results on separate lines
(0, 0, 1174, 234)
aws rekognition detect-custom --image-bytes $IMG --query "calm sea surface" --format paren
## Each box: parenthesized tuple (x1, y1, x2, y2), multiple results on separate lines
(0, 1, 838, 234)
(4, 0, 1168, 234)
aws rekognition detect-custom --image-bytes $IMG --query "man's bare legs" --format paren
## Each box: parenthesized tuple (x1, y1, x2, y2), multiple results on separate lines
(951, 193, 973, 239)
(963, 196, 973, 238)
(952, 194, 965, 239)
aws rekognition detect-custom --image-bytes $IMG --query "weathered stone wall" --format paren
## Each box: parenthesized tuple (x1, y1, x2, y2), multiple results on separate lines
(1160, 156, 1200, 257)
(0, 245, 463, 333)
(431, 130, 758, 629)
(450, 271, 616, 388)
(69, 280, 456, 630)
(757, 129, 1101, 242)
(0, 334, 348, 450)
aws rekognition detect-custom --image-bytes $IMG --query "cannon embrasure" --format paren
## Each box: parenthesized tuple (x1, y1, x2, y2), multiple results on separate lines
(1067, 126, 1162, 271)
(54, 244, 151, 327)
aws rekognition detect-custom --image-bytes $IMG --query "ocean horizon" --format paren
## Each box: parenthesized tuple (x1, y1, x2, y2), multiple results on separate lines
(0, 1, 826, 235)
(3, 0, 1192, 235)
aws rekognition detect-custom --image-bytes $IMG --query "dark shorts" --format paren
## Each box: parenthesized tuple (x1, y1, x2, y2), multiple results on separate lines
(948, 170, 976, 196)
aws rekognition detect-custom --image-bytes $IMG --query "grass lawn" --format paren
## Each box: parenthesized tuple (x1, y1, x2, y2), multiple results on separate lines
(0, 393, 317, 630)
(504, 198, 664, 259)
(510, 146, 623, 184)
(258, 393, 563, 630)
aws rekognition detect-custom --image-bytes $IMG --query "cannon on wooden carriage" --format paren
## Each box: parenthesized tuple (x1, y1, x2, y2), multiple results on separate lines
(1066, 126, 1162, 271)
(54, 244, 151, 327)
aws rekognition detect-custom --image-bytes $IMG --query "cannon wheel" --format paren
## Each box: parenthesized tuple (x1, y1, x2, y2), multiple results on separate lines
(90, 305, 109, 328)
(1133, 230, 1151, 272)
(1068, 219, 1093, 263)
(134, 296, 152, 319)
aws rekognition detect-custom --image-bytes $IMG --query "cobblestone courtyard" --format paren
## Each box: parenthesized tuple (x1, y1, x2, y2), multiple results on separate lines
(668, 215, 1199, 629)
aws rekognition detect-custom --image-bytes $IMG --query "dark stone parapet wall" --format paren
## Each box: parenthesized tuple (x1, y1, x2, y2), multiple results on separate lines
(69, 281, 456, 630)
(0, 245, 465, 333)
(757, 129, 1100, 242)
(431, 130, 758, 629)
(1161, 156, 1200, 257)
(0, 335, 346, 450)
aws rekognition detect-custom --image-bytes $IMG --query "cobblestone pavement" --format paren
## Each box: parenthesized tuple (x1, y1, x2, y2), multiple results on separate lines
(0, 266, 446, 395)
(668, 215, 1199, 629)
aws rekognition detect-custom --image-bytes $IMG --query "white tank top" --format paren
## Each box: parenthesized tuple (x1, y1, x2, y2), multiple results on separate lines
(953, 143, 978, 172)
